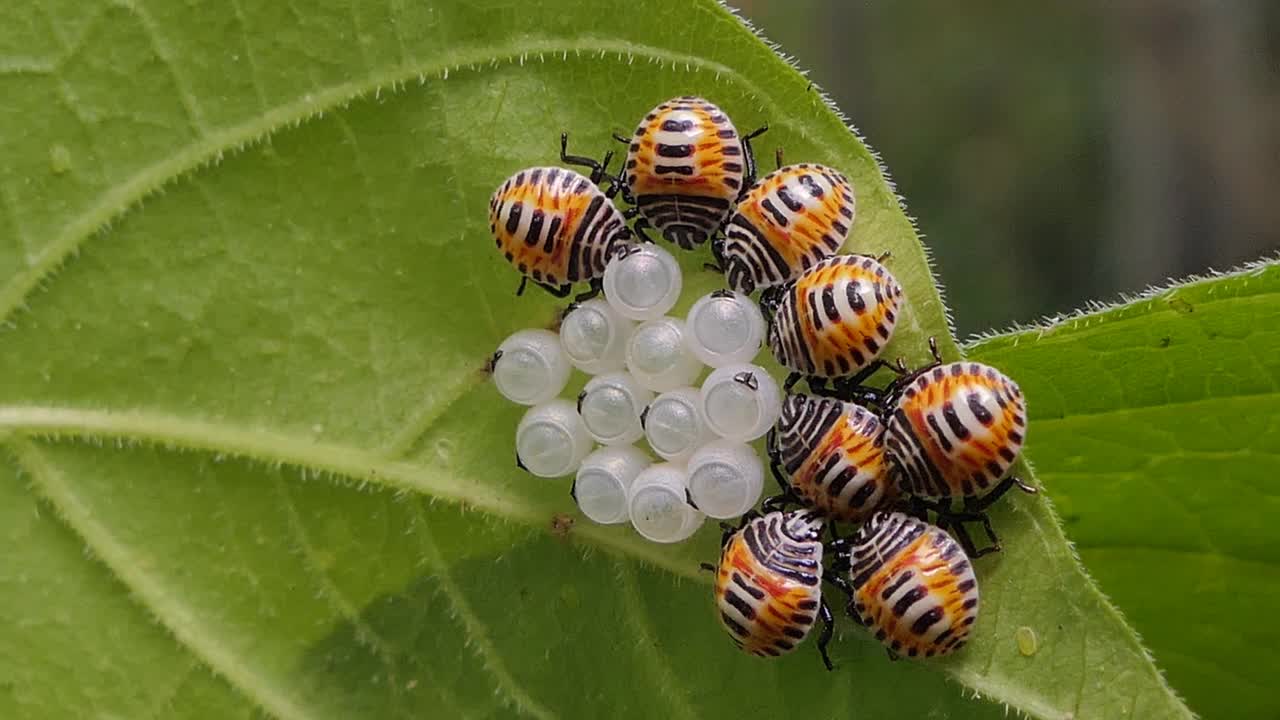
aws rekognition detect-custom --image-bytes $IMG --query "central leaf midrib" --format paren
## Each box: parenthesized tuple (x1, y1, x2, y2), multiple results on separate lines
(0, 404, 706, 582)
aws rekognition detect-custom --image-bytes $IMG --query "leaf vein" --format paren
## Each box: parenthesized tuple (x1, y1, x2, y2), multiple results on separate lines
(613, 561, 701, 720)
(7, 436, 317, 720)
(0, 36, 858, 327)
(409, 500, 558, 720)
(0, 404, 706, 583)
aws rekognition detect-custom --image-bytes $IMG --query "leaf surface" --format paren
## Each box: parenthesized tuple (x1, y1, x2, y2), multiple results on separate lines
(969, 261, 1280, 719)
(0, 1, 1189, 718)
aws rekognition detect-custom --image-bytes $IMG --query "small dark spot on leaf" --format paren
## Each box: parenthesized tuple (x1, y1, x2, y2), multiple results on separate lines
(550, 512, 574, 538)
(1167, 297, 1193, 314)
(1158, 336, 1171, 348)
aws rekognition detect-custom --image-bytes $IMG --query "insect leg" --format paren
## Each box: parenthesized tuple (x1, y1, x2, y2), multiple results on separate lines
(630, 216, 658, 244)
(739, 124, 769, 196)
(559, 132, 613, 184)
(816, 600, 836, 671)
(969, 474, 1038, 513)
(572, 278, 603, 303)
(534, 280, 572, 298)
(936, 511, 998, 558)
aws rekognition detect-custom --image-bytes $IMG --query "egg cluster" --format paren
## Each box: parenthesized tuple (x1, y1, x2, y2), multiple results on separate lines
(483, 95, 1036, 668)
(492, 243, 779, 543)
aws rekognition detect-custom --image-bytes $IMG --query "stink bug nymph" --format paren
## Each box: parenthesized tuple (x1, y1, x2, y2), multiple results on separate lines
(702, 509, 836, 669)
(766, 393, 893, 523)
(616, 96, 766, 249)
(881, 341, 1037, 557)
(830, 511, 979, 659)
(762, 254, 904, 397)
(714, 154, 856, 295)
(488, 138, 633, 300)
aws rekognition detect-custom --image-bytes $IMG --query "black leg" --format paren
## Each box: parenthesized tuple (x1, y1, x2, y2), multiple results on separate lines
(531, 280, 572, 299)
(761, 492, 800, 514)
(759, 286, 784, 323)
(885, 648, 901, 662)
(969, 475, 1038, 513)
(631, 216, 658, 244)
(768, 456, 792, 497)
(560, 132, 613, 184)
(699, 562, 717, 573)
(765, 429, 791, 494)
(845, 358, 893, 387)
(829, 359, 901, 406)
(718, 522, 737, 548)
(604, 162, 632, 199)
(783, 372, 802, 393)
(612, 133, 630, 145)
(708, 236, 728, 275)
(740, 124, 769, 194)
(824, 573, 854, 600)
(880, 337, 944, 398)
(774, 146, 785, 171)
(516, 277, 529, 296)
(572, 278, 603, 303)
(935, 511, 998, 558)
(903, 495, 934, 522)
(816, 600, 836, 671)
(827, 536, 854, 561)
(805, 377, 855, 402)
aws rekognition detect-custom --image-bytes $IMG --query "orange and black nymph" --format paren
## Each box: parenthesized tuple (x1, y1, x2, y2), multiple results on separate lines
(715, 162, 856, 295)
(762, 254, 904, 394)
(880, 350, 1037, 556)
(767, 393, 893, 523)
(830, 511, 979, 659)
(704, 510, 835, 669)
(488, 161, 632, 300)
(618, 96, 765, 249)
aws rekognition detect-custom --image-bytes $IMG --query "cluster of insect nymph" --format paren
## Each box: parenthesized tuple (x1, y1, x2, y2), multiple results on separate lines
(484, 96, 1037, 669)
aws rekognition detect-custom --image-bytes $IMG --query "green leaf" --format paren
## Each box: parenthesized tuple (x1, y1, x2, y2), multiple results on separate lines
(0, 1, 1188, 718)
(968, 260, 1280, 719)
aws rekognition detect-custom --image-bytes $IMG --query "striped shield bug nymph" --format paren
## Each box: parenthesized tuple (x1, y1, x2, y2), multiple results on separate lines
(489, 140, 633, 301)
(880, 341, 1037, 557)
(766, 393, 894, 523)
(714, 159, 856, 295)
(829, 510, 979, 660)
(762, 254, 904, 398)
(615, 96, 766, 249)
(701, 509, 836, 670)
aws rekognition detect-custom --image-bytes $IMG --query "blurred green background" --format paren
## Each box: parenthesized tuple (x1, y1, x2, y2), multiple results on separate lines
(739, 0, 1279, 337)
